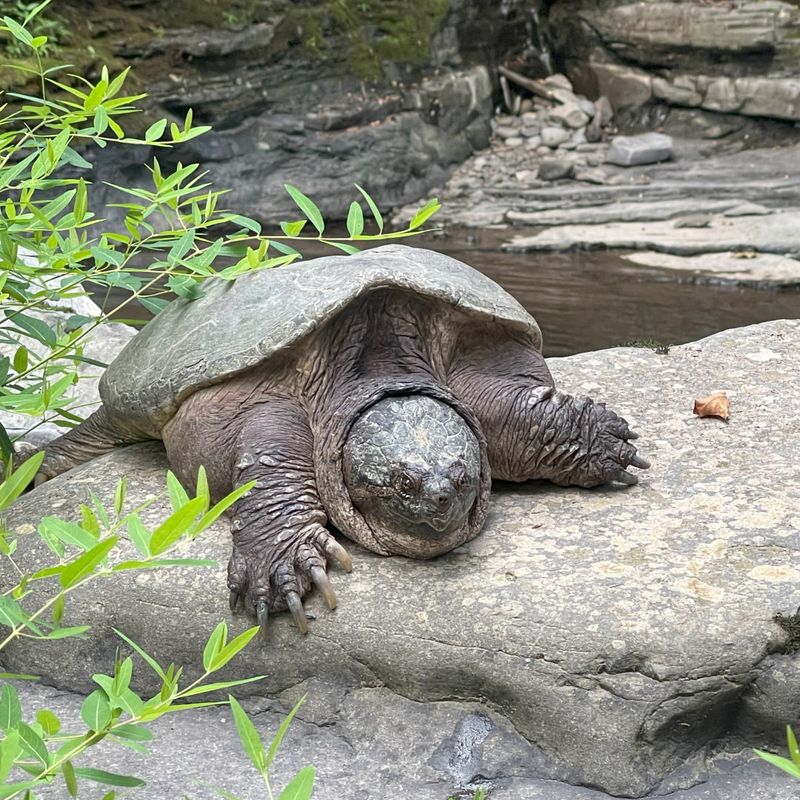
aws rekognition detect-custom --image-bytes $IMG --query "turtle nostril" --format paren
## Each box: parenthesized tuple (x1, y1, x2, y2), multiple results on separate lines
(436, 493, 451, 508)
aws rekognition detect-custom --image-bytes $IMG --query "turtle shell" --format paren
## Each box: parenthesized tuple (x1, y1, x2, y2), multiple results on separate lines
(100, 244, 541, 433)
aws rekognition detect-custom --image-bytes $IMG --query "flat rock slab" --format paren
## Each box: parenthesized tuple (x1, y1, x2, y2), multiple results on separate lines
(623, 251, 800, 287)
(4, 321, 800, 798)
(504, 210, 800, 256)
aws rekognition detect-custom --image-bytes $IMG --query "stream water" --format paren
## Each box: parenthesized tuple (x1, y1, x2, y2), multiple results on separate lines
(420, 227, 800, 356)
(104, 225, 800, 358)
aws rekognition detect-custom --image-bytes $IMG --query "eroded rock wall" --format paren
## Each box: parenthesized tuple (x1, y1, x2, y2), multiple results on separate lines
(549, 0, 800, 120)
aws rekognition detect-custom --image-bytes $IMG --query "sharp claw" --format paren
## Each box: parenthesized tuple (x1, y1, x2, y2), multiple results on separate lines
(286, 591, 309, 634)
(617, 470, 639, 485)
(325, 539, 353, 573)
(310, 566, 337, 610)
(229, 590, 241, 613)
(630, 454, 650, 469)
(256, 600, 269, 639)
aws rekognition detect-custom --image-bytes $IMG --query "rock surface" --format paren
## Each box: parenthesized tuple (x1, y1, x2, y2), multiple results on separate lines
(4, 320, 800, 798)
(504, 209, 800, 256)
(550, 0, 800, 121)
(606, 132, 673, 166)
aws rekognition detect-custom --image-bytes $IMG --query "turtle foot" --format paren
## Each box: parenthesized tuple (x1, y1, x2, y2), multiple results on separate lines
(227, 523, 352, 637)
(527, 388, 650, 488)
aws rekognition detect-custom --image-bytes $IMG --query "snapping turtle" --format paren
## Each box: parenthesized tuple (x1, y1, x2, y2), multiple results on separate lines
(34, 244, 648, 633)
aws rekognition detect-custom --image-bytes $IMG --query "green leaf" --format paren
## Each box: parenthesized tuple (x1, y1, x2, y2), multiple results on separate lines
(0, 683, 22, 730)
(113, 629, 166, 682)
(280, 219, 306, 237)
(409, 197, 441, 230)
(41, 625, 91, 639)
(148, 495, 206, 555)
(80, 504, 101, 537)
(209, 626, 260, 672)
(0, 450, 43, 509)
(278, 766, 316, 800)
(73, 767, 145, 788)
(180, 675, 265, 698)
(38, 516, 97, 551)
(63, 759, 79, 797)
(126, 513, 151, 557)
(113, 476, 127, 516)
(81, 689, 112, 731)
(0, 424, 12, 461)
(166, 471, 190, 511)
(6, 311, 56, 346)
(59, 536, 119, 588)
(145, 119, 167, 142)
(320, 241, 359, 255)
(788, 725, 800, 766)
(355, 183, 383, 233)
(2, 16, 34, 46)
(17, 721, 49, 767)
(193, 481, 255, 536)
(284, 184, 324, 235)
(228, 695, 266, 775)
(346, 201, 364, 237)
(110, 723, 152, 743)
(12, 346, 27, 374)
(0, 729, 20, 784)
(265, 695, 305, 771)
(203, 621, 227, 672)
(111, 656, 133, 699)
(36, 708, 61, 735)
(138, 296, 170, 316)
(755, 748, 800, 779)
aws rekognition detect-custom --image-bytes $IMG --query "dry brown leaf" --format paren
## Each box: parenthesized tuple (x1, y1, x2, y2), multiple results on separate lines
(693, 390, 729, 421)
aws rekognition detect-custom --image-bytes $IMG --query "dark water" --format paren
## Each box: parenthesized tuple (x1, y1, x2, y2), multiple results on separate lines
(419, 227, 800, 356)
(101, 225, 800, 358)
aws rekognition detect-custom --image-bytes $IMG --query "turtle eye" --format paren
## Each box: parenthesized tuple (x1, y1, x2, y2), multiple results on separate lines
(393, 470, 420, 496)
(452, 464, 469, 488)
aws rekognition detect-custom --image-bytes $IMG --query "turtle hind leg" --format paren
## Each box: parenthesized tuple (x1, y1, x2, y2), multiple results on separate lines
(33, 404, 150, 483)
(448, 329, 649, 487)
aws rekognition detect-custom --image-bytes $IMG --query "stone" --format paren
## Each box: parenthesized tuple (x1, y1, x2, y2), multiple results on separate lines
(504, 209, 800, 256)
(521, 125, 541, 138)
(622, 251, 800, 288)
(652, 76, 703, 108)
(583, 62, 653, 110)
(673, 214, 713, 229)
(525, 135, 543, 149)
(606, 132, 673, 166)
(504, 136, 523, 147)
(542, 73, 573, 92)
(494, 124, 520, 139)
(549, 103, 591, 129)
(724, 203, 772, 217)
(537, 159, 575, 181)
(541, 126, 571, 148)
(4, 321, 800, 798)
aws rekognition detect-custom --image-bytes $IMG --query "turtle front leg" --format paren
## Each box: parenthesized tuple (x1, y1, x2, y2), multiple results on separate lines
(164, 395, 351, 635)
(226, 399, 353, 635)
(449, 341, 649, 487)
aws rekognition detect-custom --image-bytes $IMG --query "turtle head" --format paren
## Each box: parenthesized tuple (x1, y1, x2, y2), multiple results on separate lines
(343, 395, 481, 558)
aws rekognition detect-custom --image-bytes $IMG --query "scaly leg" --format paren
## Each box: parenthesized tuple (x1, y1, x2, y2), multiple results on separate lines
(448, 333, 649, 486)
(166, 396, 351, 635)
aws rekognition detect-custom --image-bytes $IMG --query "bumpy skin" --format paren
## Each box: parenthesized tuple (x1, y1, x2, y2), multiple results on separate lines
(33, 287, 647, 634)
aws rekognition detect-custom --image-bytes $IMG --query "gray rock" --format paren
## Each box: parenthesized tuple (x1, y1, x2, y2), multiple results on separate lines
(537, 159, 575, 181)
(549, 103, 591, 129)
(606, 132, 674, 166)
(503, 136, 523, 147)
(504, 209, 800, 256)
(582, 62, 653, 110)
(494, 124, 520, 139)
(541, 126, 571, 148)
(4, 320, 800, 798)
(525, 135, 543, 149)
(521, 125, 541, 138)
(724, 202, 772, 217)
(622, 251, 800, 287)
(673, 213, 713, 229)
(542, 73, 574, 92)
